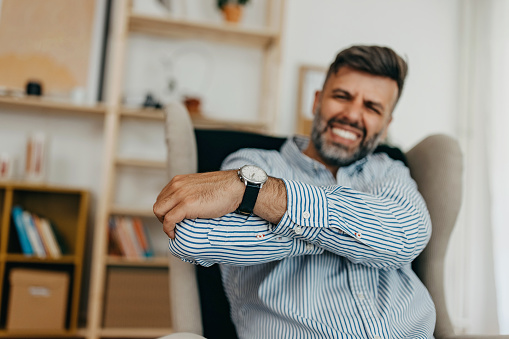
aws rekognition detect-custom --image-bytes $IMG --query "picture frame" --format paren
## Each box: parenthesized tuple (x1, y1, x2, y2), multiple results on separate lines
(0, 0, 108, 104)
(296, 65, 327, 136)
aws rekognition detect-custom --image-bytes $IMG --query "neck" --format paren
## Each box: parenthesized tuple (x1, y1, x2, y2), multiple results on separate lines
(302, 142, 339, 178)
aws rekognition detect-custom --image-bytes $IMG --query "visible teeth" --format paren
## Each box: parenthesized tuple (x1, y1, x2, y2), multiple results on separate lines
(332, 128, 357, 140)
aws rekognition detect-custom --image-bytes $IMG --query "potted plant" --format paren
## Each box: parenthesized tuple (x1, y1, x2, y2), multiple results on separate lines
(217, 0, 250, 23)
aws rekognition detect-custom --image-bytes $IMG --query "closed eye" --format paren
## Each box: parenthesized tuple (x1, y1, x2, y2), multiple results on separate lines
(365, 102, 384, 115)
(331, 89, 351, 101)
(333, 94, 349, 100)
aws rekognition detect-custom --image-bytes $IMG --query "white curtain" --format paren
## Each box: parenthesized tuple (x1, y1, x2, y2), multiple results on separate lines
(445, 0, 508, 334)
(488, 0, 509, 333)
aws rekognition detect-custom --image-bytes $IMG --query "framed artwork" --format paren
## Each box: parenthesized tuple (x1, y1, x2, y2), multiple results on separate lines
(296, 65, 327, 136)
(0, 0, 107, 104)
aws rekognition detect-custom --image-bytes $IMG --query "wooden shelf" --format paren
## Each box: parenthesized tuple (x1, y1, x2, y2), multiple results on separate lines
(86, 2, 285, 338)
(109, 206, 155, 218)
(99, 327, 173, 338)
(128, 13, 278, 48)
(115, 158, 166, 169)
(120, 107, 267, 132)
(4, 254, 76, 264)
(0, 329, 78, 338)
(120, 107, 165, 120)
(0, 96, 106, 116)
(106, 256, 169, 268)
(0, 181, 87, 193)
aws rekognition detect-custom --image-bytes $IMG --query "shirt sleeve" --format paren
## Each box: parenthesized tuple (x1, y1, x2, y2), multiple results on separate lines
(271, 159, 431, 270)
(167, 150, 324, 267)
(168, 149, 431, 270)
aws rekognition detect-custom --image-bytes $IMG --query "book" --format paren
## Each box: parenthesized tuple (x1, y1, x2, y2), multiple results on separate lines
(122, 216, 145, 259)
(114, 216, 138, 259)
(11, 206, 33, 256)
(132, 217, 154, 258)
(108, 217, 123, 256)
(32, 214, 51, 256)
(38, 217, 62, 258)
(22, 210, 46, 258)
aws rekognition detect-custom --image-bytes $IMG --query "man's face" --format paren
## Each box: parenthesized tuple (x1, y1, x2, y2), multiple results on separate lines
(310, 67, 398, 168)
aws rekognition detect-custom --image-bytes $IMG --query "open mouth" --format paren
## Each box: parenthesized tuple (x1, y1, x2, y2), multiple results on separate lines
(331, 127, 358, 141)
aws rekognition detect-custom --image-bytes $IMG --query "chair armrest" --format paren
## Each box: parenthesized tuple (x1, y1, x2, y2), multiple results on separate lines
(168, 255, 203, 334)
(444, 335, 509, 339)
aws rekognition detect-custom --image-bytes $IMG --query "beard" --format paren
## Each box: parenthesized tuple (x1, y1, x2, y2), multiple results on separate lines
(310, 105, 386, 167)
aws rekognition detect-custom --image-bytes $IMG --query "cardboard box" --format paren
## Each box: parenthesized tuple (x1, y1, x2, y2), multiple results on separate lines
(103, 267, 172, 328)
(7, 268, 69, 330)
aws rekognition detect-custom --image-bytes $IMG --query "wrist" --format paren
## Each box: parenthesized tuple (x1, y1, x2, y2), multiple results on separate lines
(253, 177, 287, 224)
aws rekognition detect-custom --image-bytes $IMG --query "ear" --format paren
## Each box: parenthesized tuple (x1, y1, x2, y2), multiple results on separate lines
(311, 90, 321, 115)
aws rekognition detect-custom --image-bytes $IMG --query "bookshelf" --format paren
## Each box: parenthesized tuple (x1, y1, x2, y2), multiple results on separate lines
(86, 1, 286, 338)
(0, 182, 88, 338)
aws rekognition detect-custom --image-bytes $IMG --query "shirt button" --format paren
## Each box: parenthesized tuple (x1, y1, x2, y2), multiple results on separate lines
(305, 243, 314, 251)
(294, 226, 303, 235)
(256, 233, 265, 239)
(303, 211, 310, 219)
(357, 292, 365, 300)
(374, 336, 382, 339)
(355, 232, 362, 239)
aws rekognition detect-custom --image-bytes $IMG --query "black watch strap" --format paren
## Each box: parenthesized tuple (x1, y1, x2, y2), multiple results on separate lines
(236, 182, 261, 215)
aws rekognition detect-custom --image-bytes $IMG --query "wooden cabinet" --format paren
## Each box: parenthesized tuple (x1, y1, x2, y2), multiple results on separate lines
(86, 1, 285, 338)
(0, 182, 88, 337)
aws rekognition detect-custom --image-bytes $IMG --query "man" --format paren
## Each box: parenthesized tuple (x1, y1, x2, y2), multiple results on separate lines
(154, 45, 435, 338)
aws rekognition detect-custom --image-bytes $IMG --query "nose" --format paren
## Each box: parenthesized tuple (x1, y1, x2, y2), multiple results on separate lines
(341, 99, 363, 122)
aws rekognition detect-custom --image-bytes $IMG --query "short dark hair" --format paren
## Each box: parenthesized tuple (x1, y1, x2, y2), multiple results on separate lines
(325, 45, 408, 101)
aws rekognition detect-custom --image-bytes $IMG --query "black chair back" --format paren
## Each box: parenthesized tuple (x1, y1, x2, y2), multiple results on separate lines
(193, 129, 406, 339)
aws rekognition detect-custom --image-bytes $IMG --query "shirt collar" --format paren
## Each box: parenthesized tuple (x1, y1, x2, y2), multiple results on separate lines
(281, 136, 370, 177)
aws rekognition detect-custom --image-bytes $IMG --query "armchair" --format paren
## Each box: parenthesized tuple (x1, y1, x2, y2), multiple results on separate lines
(161, 102, 507, 339)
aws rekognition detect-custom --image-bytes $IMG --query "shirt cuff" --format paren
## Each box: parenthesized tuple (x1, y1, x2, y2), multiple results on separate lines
(271, 179, 328, 240)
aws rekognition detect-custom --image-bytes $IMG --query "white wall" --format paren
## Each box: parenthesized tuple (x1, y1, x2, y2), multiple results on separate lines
(277, 0, 461, 150)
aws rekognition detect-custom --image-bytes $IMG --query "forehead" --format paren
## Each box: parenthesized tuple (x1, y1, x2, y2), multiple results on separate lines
(325, 67, 399, 108)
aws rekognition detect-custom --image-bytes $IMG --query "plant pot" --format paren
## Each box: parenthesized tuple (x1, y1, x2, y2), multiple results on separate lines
(221, 4, 243, 23)
(183, 97, 201, 115)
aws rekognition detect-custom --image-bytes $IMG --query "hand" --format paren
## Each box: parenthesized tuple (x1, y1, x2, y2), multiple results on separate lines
(153, 170, 244, 238)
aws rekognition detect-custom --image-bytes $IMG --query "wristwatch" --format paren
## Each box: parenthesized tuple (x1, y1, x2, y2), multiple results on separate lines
(236, 165, 268, 215)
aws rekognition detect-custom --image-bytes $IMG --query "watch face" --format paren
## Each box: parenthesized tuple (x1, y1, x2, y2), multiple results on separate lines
(240, 165, 268, 184)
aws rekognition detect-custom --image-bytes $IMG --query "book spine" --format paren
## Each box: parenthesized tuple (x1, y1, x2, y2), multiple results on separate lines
(123, 216, 144, 259)
(11, 206, 33, 256)
(115, 216, 137, 259)
(22, 211, 46, 258)
(132, 217, 153, 258)
(40, 217, 62, 258)
(32, 214, 52, 256)
(108, 217, 123, 256)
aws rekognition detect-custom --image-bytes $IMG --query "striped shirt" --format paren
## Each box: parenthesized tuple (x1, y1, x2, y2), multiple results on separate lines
(169, 136, 436, 339)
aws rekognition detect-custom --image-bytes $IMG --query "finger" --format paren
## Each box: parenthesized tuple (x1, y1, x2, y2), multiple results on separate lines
(154, 177, 189, 222)
(163, 203, 187, 238)
(154, 192, 181, 223)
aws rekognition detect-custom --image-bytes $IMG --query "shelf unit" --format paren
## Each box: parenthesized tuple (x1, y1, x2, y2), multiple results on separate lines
(0, 182, 89, 338)
(87, 1, 285, 338)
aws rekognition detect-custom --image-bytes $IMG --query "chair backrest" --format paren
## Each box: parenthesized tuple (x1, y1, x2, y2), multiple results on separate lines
(407, 134, 463, 339)
(192, 129, 409, 339)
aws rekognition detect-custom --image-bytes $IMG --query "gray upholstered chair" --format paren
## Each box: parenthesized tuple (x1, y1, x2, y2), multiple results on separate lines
(161, 102, 508, 339)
